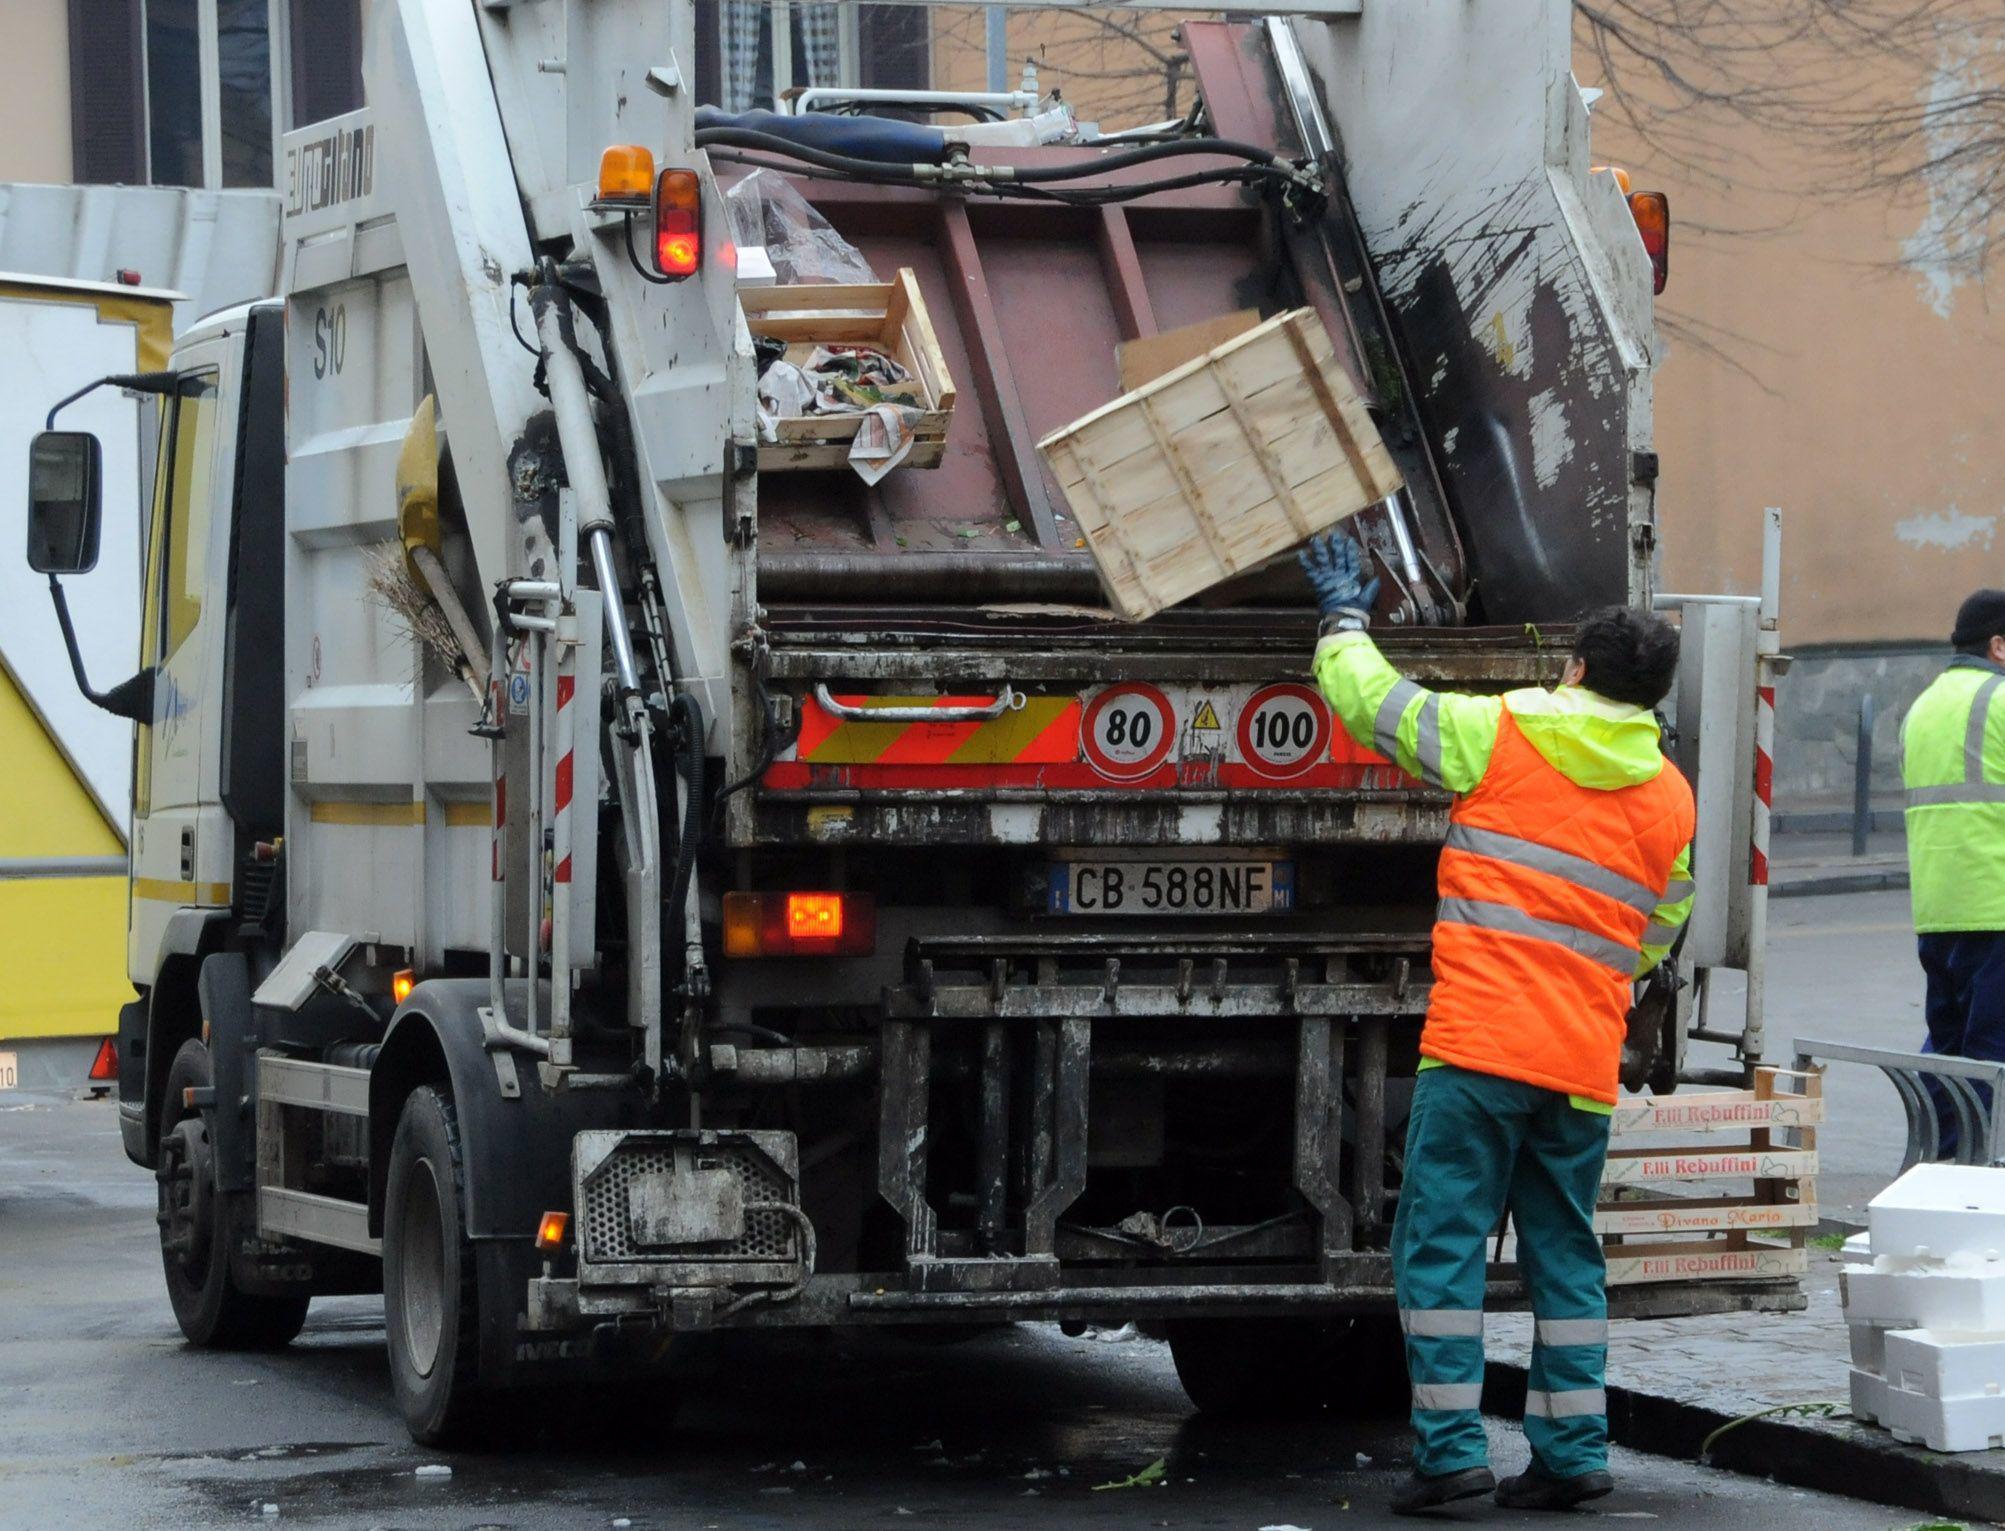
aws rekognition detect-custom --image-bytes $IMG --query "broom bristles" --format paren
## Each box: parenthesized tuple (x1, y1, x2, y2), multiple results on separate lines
(364, 543, 466, 670)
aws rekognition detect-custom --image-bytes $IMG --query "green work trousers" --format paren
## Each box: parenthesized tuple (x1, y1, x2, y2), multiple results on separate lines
(1392, 1062, 1611, 1479)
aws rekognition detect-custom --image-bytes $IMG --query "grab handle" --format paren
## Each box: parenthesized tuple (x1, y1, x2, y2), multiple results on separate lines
(812, 683, 1025, 725)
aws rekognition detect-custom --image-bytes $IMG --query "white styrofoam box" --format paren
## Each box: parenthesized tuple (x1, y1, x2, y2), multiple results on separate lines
(735, 246, 778, 287)
(1842, 1262, 2005, 1330)
(1869, 1164, 2005, 1261)
(1885, 1329, 2005, 1400)
(1851, 1366, 1889, 1424)
(1881, 1380, 2005, 1452)
(1842, 1231, 1870, 1261)
(1849, 1322, 1887, 1374)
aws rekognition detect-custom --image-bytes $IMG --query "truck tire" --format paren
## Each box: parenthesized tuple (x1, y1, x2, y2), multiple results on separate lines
(156, 1039, 310, 1349)
(383, 1085, 487, 1446)
(1166, 1315, 1408, 1419)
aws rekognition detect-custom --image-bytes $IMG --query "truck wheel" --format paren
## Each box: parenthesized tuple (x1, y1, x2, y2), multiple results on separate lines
(156, 1039, 310, 1349)
(383, 1085, 486, 1446)
(1166, 1315, 1408, 1419)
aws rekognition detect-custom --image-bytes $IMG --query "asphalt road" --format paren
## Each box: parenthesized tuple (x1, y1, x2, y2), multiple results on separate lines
(0, 1055, 1926, 1531)
(1755, 887, 1925, 1220)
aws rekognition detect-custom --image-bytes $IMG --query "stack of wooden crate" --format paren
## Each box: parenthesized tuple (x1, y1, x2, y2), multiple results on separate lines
(1596, 1065, 1822, 1286)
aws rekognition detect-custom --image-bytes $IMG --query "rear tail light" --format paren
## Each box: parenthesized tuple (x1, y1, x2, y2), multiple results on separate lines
(723, 892, 877, 958)
(88, 1036, 117, 1081)
(1627, 190, 1669, 294)
(535, 1211, 570, 1252)
(653, 167, 702, 280)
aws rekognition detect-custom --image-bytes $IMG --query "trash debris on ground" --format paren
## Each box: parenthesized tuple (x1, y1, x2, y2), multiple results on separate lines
(414, 1463, 452, 1480)
(1091, 1457, 1167, 1491)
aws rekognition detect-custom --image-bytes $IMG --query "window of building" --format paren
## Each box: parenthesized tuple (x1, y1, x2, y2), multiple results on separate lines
(288, 0, 363, 128)
(70, 0, 280, 188)
(145, 0, 203, 187)
(217, 0, 274, 187)
(697, 2, 929, 113)
(68, 0, 147, 184)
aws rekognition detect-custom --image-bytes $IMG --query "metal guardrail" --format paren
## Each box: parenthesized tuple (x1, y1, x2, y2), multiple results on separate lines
(1793, 1037, 2005, 1168)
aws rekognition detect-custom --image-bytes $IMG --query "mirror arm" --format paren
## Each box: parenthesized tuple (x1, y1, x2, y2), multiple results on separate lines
(46, 573, 152, 724)
(44, 370, 180, 429)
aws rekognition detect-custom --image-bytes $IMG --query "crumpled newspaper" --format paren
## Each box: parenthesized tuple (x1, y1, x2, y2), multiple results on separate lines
(757, 344, 924, 483)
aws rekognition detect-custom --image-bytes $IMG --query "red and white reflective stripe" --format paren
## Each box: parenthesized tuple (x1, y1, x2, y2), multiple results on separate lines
(1750, 683, 1774, 887)
(552, 673, 575, 885)
(490, 679, 506, 884)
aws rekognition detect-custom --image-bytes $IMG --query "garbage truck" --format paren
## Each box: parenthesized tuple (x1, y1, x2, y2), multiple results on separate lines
(20, 0, 1788, 1442)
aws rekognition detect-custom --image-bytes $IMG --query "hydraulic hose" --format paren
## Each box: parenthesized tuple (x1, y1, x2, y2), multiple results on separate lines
(692, 126, 1283, 185)
(665, 690, 705, 972)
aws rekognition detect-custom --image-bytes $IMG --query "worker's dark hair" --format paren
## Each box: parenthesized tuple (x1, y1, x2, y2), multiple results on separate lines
(1952, 589, 2005, 654)
(1570, 605, 1680, 709)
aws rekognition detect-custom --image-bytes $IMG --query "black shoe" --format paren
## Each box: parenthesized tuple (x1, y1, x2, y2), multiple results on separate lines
(1390, 1465, 1497, 1516)
(1494, 1467, 1615, 1510)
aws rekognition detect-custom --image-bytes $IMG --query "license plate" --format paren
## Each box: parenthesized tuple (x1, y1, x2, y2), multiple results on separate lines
(1049, 860, 1294, 915)
(0, 1051, 16, 1091)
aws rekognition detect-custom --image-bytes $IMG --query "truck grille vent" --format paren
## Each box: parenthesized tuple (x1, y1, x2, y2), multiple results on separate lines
(579, 1138, 797, 1265)
(236, 856, 278, 923)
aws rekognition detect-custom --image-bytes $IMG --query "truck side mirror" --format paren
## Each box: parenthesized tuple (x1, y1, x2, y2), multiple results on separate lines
(27, 430, 103, 575)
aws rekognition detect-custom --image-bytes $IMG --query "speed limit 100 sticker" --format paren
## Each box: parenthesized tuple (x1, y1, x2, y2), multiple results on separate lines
(1237, 683, 1333, 780)
(1081, 683, 1177, 781)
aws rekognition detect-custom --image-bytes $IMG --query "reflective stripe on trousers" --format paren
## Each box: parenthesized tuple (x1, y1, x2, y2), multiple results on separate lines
(1535, 1317, 1608, 1347)
(1410, 1381, 1485, 1411)
(1525, 1388, 1607, 1420)
(1401, 1308, 1483, 1338)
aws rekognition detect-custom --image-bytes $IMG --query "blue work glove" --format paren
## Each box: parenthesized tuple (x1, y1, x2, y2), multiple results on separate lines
(1298, 530, 1380, 632)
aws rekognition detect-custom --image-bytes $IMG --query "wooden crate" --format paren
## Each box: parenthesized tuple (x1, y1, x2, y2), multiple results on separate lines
(740, 268, 955, 471)
(1597, 1066, 1822, 1287)
(1036, 307, 1402, 623)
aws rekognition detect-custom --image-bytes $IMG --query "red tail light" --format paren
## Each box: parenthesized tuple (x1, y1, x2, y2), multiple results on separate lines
(723, 892, 877, 958)
(88, 1036, 118, 1081)
(1628, 190, 1669, 294)
(654, 167, 701, 280)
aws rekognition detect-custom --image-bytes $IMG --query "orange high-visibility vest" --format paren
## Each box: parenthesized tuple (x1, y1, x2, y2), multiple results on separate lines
(1422, 711, 1695, 1104)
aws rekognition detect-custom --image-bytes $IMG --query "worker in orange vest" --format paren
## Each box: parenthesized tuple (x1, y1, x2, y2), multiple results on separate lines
(1302, 531, 1696, 1516)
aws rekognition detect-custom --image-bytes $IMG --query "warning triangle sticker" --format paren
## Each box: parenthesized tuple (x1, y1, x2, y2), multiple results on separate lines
(1191, 699, 1221, 731)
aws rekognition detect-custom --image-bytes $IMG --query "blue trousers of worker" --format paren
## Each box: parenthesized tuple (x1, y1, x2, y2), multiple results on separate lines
(1392, 1063, 1611, 1481)
(1919, 931, 2005, 1157)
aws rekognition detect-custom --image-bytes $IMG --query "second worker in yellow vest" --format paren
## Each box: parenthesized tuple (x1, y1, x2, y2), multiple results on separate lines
(1901, 588, 2005, 1156)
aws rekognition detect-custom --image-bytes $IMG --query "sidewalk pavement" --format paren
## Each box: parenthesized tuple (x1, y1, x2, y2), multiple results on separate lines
(1484, 1243, 2005, 1521)
(1771, 830, 1909, 899)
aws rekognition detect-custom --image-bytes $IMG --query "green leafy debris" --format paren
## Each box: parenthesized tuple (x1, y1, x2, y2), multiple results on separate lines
(1091, 1458, 1167, 1491)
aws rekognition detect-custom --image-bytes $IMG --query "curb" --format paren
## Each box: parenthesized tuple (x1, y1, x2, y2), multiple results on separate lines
(1771, 867, 1909, 899)
(1484, 1361, 2005, 1522)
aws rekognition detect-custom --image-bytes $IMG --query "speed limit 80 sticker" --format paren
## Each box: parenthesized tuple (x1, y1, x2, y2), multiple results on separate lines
(1080, 683, 1176, 781)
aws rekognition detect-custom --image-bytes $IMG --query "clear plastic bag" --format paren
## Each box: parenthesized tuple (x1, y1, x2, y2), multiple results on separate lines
(725, 169, 877, 285)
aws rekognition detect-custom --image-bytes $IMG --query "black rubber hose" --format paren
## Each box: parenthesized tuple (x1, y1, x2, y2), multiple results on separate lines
(666, 690, 705, 962)
(1005, 136, 1279, 182)
(692, 126, 1281, 184)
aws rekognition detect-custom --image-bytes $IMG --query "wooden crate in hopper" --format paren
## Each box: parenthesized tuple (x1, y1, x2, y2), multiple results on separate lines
(1036, 307, 1401, 623)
